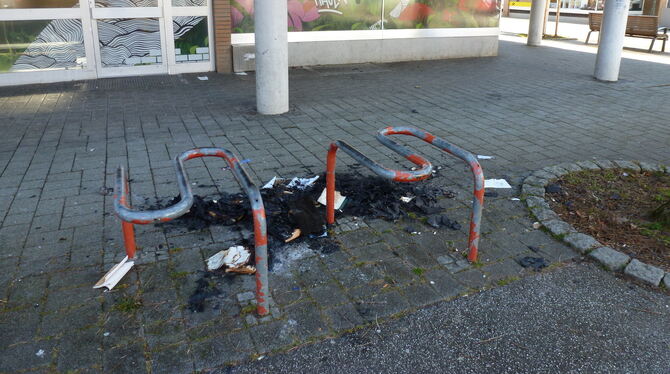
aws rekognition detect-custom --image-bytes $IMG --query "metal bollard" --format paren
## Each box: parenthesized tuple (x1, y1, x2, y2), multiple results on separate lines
(102, 148, 270, 316)
(326, 127, 485, 262)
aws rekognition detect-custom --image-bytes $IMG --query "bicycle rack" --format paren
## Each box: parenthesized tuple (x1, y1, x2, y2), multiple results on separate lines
(326, 127, 485, 262)
(97, 147, 270, 316)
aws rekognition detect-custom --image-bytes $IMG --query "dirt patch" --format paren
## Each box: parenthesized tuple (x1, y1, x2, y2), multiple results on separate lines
(547, 168, 670, 271)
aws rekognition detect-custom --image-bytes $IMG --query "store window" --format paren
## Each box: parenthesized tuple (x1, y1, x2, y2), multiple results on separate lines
(0, 19, 85, 73)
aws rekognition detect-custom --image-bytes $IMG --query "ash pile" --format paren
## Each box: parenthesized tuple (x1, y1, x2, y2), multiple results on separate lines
(152, 173, 457, 271)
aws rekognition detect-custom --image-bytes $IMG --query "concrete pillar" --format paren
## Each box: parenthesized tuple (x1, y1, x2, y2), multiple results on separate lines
(528, 0, 548, 46)
(254, 0, 289, 115)
(594, 0, 630, 82)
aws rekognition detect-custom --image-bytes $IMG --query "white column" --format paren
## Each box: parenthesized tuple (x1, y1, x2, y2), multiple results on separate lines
(254, 0, 289, 115)
(594, 0, 630, 82)
(528, 0, 548, 46)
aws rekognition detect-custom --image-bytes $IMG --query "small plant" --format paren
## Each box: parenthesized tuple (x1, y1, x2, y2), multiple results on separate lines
(169, 271, 189, 280)
(113, 297, 142, 313)
(496, 276, 519, 286)
(240, 304, 256, 316)
(412, 267, 425, 276)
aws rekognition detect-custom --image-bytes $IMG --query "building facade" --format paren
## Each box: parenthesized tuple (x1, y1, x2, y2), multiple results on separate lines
(0, 0, 500, 86)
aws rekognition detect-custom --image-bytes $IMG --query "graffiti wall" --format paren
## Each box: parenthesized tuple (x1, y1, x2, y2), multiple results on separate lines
(231, 0, 499, 33)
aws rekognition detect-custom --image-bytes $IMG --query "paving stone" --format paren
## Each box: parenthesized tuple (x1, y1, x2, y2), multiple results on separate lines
(191, 330, 255, 371)
(103, 343, 149, 374)
(588, 246, 630, 271)
(2, 43, 670, 371)
(454, 269, 489, 289)
(542, 220, 574, 236)
(623, 259, 665, 286)
(354, 290, 410, 322)
(445, 258, 470, 273)
(482, 258, 524, 282)
(423, 269, 466, 298)
(324, 302, 365, 330)
(664, 273, 670, 289)
(308, 282, 350, 307)
(521, 184, 545, 197)
(285, 301, 330, 338)
(575, 160, 601, 170)
(531, 206, 559, 222)
(612, 160, 641, 172)
(249, 319, 296, 353)
(563, 232, 600, 254)
(402, 283, 443, 307)
(150, 343, 194, 374)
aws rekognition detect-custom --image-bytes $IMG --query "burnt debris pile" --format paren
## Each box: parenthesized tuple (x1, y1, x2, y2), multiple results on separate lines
(151, 173, 457, 241)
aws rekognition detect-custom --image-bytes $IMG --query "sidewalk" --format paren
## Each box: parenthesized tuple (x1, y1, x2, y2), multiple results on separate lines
(0, 34, 669, 373)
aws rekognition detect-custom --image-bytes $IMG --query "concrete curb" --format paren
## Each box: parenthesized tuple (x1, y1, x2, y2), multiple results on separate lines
(521, 160, 670, 288)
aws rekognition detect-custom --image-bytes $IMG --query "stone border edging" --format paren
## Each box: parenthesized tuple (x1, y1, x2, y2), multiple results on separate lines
(521, 160, 670, 289)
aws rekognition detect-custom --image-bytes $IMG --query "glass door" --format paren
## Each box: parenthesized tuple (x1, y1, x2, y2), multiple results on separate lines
(164, 0, 213, 74)
(89, 0, 168, 78)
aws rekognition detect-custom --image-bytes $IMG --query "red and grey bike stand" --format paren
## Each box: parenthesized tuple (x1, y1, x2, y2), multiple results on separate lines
(95, 148, 271, 316)
(326, 127, 485, 262)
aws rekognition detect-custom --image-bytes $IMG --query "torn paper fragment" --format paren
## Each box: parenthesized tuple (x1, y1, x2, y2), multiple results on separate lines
(197, 76, 208, 81)
(36, 349, 45, 357)
(243, 53, 255, 61)
(317, 188, 346, 210)
(207, 246, 251, 271)
(207, 250, 227, 271)
(235, 71, 248, 76)
(225, 265, 256, 274)
(477, 155, 494, 160)
(94, 256, 134, 290)
(262, 176, 279, 189)
(510, 198, 521, 201)
(286, 176, 319, 190)
(400, 196, 414, 203)
(485, 179, 512, 189)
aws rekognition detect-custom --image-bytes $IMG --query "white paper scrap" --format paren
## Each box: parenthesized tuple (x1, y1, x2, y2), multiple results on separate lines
(235, 71, 248, 76)
(287, 176, 319, 190)
(222, 246, 251, 268)
(317, 188, 346, 210)
(477, 155, 494, 160)
(485, 179, 512, 189)
(400, 196, 414, 203)
(197, 76, 208, 81)
(261, 176, 278, 189)
(93, 256, 134, 290)
(207, 246, 251, 271)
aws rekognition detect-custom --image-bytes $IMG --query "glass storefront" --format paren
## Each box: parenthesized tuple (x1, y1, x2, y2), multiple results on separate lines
(0, 19, 85, 73)
(0, 0, 213, 82)
(0, 0, 79, 8)
(173, 16, 209, 64)
(231, 0, 500, 33)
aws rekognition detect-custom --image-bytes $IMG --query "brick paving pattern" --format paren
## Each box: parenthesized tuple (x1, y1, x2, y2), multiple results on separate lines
(0, 40, 669, 373)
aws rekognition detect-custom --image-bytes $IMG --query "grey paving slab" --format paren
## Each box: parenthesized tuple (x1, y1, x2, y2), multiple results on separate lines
(0, 39, 669, 372)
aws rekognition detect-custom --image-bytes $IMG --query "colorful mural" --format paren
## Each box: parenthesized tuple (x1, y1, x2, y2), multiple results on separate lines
(231, 0, 499, 32)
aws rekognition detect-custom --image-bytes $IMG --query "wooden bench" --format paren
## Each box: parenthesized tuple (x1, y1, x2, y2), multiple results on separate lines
(586, 13, 668, 52)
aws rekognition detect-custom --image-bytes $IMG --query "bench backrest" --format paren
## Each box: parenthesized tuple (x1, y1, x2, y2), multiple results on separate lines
(588, 13, 660, 36)
(589, 12, 603, 31)
(625, 15, 659, 36)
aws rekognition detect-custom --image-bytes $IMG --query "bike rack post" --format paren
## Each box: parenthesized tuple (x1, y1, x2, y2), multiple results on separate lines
(326, 127, 485, 262)
(107, 148, 270, 316)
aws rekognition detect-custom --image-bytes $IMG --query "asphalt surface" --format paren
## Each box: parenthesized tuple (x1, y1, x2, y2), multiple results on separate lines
(231, 262, 670, 374)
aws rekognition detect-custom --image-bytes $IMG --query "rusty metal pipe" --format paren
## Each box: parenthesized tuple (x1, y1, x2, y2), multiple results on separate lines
(326, 127, 484, 262)
(113, 147, 270, 316)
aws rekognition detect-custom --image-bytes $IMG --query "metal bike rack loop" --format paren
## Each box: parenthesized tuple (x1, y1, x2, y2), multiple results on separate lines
(110, 147, 270, 316)
(326, 127, 485, 262)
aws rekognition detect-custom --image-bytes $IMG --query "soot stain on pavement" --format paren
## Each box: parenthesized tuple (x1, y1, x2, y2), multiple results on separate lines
(151, 173, 456, 312)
